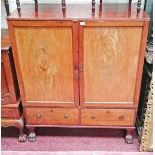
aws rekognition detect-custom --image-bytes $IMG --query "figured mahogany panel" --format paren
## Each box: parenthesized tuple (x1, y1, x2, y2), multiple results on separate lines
(14, 27, 74, 104)
(83, 27, 142, 104)
(81, 109, 135, 126)
(25, 108, 78, 125)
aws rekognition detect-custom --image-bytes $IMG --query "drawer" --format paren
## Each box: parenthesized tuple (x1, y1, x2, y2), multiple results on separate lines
(25, 108, 79, 125)
(1, 108, 20, 118)
(81, 109, 135, 126)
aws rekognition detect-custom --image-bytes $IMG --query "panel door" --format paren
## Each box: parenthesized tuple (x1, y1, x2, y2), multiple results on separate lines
(10, 21, 79, 107)
(79, 21, 143, 108)
(1, 52, 17, 105)
(1, 61, 10, 104)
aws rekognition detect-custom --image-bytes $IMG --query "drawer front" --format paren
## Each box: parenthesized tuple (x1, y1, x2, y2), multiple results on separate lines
(81, 109, 135, 126)
(25, 108, 79, 125)
(1, 108, 19, 118)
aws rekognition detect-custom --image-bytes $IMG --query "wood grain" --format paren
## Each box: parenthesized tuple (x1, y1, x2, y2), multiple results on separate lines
(1, 30, 11, 105)
(14, 27, 74, 104)
(133, 21, 150, 108)
(81, 109, 135, 126)
(26, 124, 135, 129)
(1, 99, 21, 119)
(1, 30, 18, 105)
(83, 27, 142, 105)
(1, 62, 10, 104)
(83, 21, 144, 27)
(1, 109, 16, 118)
(25, 108, 79, 125)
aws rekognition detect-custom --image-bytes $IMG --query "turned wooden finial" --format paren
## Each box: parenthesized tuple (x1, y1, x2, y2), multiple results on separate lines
(62, 7, 66, 18)
(34, 0, 38, 17)
(62, 0, 66, 9)
(34, 0, 38, 4)
(99, 3, 102, 18)
(16, 0, 21, 16)
(4, 0, 10, 16)
(100, 0, 102, 3)
(129, 0, 132, 4)
(137, 0, 142, 13)
(92, 0, 95, 15)
(128, 2, 131, 17)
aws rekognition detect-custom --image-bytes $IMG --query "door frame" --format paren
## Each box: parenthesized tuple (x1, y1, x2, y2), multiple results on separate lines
(78, 21, 149, 109)
(8, 20, 79, 108)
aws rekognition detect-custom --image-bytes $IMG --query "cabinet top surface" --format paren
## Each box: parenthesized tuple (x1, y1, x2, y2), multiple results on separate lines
(7, 3, 149, 21)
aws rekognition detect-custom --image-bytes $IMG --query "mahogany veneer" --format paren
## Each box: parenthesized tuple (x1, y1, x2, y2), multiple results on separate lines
(1, 29, 26, 142)
(7, 3, 149, 143)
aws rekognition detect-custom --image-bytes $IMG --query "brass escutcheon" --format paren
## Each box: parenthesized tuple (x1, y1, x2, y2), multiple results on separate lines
(119, 116, 124, 120)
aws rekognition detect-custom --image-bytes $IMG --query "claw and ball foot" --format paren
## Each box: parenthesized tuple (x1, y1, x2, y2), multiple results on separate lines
(125, 129, 134, 144)
(28, 127, 37, 142)
(125, 134, 133, 144)
(28, 133, 37, 142)
(19, 133, 27, 142)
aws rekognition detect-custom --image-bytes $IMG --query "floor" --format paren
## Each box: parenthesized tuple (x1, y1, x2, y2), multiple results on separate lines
(1, 127, 141, 152)
(1, 151, 153, 155)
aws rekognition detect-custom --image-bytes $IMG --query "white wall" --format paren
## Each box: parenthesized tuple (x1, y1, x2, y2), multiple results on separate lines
(1, 0, 145, 29)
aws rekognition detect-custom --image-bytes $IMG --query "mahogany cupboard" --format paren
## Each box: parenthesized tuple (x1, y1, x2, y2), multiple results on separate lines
(1, 30, 26, 142)
(7, 2, 149, 143)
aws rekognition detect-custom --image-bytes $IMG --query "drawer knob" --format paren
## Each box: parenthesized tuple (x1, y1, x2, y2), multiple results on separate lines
(50, 109, 54, 112)
(36, 114, 41, 119)
(64, 114, 69, 119)
(106, 111, 110, 114)
(119, 116, 124, 120)
(91, 115, 96, 119)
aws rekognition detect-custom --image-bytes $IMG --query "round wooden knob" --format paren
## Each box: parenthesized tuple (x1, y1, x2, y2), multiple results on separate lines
(36, 114, 41, 119)
(64, 114, 69, 119)
(119, 116, 124, 120)
(91, 115, 96, 119)
(50, 109, 54, 112)
(106, 111, 110, 114)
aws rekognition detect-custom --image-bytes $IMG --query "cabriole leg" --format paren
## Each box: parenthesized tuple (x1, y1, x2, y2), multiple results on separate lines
(18, 127, 27, 142)
(17, 117, 27, 142)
